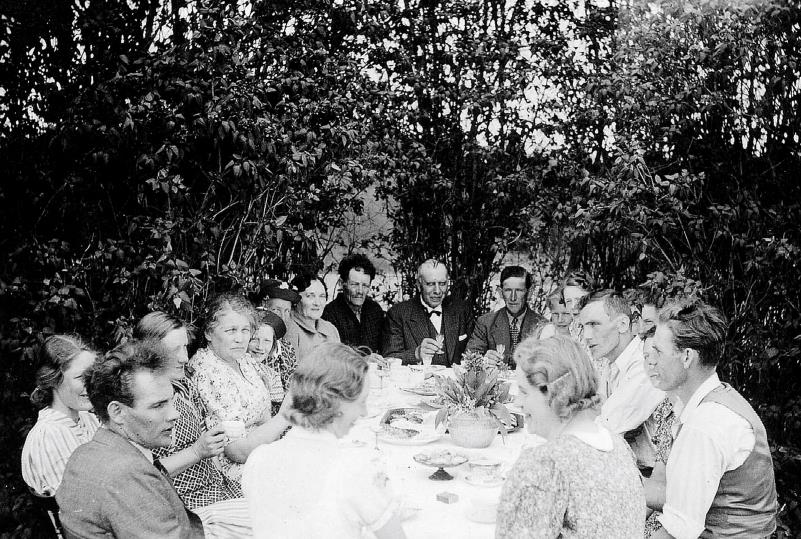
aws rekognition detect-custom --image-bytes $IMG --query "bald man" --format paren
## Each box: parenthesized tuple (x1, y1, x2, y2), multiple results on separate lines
(381, 259, 473, 366)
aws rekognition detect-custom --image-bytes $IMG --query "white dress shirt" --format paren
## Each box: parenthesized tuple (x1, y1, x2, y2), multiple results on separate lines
(421, 297, 442, 335)
(598, 338, 665, 434)
(658, 372, 756, 539)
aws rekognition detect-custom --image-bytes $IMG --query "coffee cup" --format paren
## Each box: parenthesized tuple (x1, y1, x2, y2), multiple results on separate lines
(468, 458, 502, 484)
(219, 420, 246, 442)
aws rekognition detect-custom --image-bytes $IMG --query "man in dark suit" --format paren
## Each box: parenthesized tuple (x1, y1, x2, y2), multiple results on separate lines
(382, 259, 473, 366)
(57, 341, 205, 538)
(466, 265, 545, 367)
(322, 253, 385, 353)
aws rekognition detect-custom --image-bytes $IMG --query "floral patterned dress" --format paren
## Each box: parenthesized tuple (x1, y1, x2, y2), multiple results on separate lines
(497, 431, 646, 538)
(189, 347, 273, 483)
(644, 397, 677, 537)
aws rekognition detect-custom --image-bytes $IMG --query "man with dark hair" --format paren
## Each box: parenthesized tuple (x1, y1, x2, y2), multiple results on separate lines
(382, 259, 473, 366)
(322, 253, 385, 353)
(647, 300, 777, 539)
(578, 289, 665, 469)
(57, 341, 205, 538)
(466, 266, 545, 367)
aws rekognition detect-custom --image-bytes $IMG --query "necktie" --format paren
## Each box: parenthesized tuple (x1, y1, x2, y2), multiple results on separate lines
(510, 317, 520, 351)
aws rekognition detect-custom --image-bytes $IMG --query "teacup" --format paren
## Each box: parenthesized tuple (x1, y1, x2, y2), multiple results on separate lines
(468, 458, 503, 484)
(219, 419, 246, 441)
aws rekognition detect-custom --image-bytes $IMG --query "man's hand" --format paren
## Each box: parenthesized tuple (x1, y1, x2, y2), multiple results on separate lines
(416, 337, 443, 362)
(483, 349, 504, 366)
(191, 425, 227, 459)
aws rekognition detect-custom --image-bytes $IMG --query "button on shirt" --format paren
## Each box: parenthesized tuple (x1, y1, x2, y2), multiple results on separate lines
(658, 372, 756, 539)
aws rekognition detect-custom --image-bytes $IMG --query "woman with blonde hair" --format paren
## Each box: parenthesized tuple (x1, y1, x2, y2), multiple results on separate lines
(496, 335, 645, 538)
(21, 335, 99, 496)
(242, 342, 405, 539)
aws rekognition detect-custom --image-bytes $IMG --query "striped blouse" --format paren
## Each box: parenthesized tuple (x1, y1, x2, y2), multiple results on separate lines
(21, 407, 100, 496)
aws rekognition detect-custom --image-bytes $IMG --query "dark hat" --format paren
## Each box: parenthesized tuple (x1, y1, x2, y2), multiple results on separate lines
(255, 310, 287, 340)
(250, 279, 301, 305)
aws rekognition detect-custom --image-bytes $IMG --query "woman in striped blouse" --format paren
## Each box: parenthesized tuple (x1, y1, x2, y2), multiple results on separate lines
(21, 335, 100, 496)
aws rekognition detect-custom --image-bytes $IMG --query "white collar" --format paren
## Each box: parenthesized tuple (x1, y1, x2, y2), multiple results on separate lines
(420, 297, 442, 314)
(576, 420, 614, 452)
(677, 371, 722, 424)
(610, 336, 642, 373)
(128, 439, 154, 463)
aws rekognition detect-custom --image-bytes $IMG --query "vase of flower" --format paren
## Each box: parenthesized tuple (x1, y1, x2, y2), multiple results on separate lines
(433, 350, 513, 449)
(448, 411, 499, 448)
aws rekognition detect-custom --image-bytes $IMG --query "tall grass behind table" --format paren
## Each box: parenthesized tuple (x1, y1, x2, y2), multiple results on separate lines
(346, 366, 545, 538)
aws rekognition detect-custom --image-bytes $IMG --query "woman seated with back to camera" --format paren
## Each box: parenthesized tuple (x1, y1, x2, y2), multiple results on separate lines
(242, 342, 405, 539)
(496, 335, 645, 538)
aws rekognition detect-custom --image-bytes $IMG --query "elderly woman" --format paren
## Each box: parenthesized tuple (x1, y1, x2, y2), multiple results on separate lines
(285, 271, 340, 362)
(496, 336, 645, 538)
(242, 343, 405, 539)
(189, 293, 291, 484)
(21, 335, 99, 496)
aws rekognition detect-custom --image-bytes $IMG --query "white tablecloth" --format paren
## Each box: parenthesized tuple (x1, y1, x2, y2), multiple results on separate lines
(346, 367, 543, 538)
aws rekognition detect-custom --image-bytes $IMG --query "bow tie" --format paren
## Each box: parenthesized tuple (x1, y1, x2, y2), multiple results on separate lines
(428, 310, 442, 317)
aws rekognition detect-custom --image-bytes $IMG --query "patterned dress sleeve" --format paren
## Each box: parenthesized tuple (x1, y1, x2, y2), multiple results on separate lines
(190, 351, 232, 425)
(497, 447, 568, 539)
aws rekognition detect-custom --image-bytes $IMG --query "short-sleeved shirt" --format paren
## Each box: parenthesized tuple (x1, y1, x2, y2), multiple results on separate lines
(242, 427, 399, 538)
(21, 407, 100, 496)
(152, 378, 242, 509)
(189, 347, 272, 483)
(497, 429, 646, 538)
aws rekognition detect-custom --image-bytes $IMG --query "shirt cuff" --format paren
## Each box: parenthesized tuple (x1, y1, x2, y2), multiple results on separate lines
(658, 504, 705, 539)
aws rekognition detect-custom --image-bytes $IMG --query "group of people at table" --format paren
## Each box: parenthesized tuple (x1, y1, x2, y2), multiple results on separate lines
(20, 253, 778, 538)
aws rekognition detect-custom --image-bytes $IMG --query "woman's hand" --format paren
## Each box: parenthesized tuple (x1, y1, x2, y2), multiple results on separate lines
(191, 425, 227, 460)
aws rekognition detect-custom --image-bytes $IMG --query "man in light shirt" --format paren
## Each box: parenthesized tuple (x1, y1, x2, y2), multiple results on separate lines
(647, 299, 777, 539)
(578, 289, 665, 469)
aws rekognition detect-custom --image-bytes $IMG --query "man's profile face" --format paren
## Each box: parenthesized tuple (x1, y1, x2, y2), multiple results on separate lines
(417, 264, 449, 308)
(118, 370, 179, 449)
(344, 268, 372, 308)
(500, 276, 529, 316)
(578, 300, 624, 360)
(645, 324, 687, 393)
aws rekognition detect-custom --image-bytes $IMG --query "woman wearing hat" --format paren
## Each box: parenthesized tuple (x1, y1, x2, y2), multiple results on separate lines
(249, 280, 301, 389)
(249, 310, 293, 413)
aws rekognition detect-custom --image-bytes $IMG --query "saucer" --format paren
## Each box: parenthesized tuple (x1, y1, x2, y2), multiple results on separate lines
(464, 474, 505, 488)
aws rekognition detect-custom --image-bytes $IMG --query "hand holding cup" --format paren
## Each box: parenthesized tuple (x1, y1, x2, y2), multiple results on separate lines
(192, 425, 227, 459)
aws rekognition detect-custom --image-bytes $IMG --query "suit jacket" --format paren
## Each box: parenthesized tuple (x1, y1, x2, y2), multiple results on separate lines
(466, 307, 545, 367)
(381, 295, 473, 366)
(56, 427, 204, 539)
(322, 293, 385, 353)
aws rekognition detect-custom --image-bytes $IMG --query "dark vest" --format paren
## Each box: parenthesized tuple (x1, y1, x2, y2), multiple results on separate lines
(699, 384, 777, 538)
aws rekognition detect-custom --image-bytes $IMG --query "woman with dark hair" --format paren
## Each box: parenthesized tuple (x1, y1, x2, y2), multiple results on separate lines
(21, 335, 99, 496)
(248, 309, 293, 397)
(135, 311, 253, 536)
(285, 271, 340, 362)
(189, 293, 291, 484)
(496, 336, 645, 538)
(242, 343, 405, 538)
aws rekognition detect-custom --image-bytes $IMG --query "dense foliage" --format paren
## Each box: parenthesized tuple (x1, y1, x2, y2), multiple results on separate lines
(1, 0, 799, 536)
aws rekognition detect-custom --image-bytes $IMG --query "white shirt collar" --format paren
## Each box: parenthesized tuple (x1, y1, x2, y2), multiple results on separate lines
(128, 439, 154, 463)
(611, 336, 642, 373)
(677, 371, 722, 424)
(420, 297, 441, 314)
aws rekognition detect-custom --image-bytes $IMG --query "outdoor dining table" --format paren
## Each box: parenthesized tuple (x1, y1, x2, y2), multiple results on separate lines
(346, 365, 544, 539)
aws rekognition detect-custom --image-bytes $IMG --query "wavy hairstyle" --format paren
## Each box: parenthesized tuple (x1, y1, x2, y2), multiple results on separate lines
(659, 299, 728, 367)
(30, 335, 96, 409)
(201, 292, 256, 345)
(134, 311, 192, 341)
(285, 343, 368, 430)
(514, 335, 601, 420)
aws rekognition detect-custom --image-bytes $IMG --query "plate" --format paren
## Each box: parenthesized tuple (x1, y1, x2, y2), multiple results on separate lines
(409, 364, 446, 372)
(377, 430, 441, 446)
(464, 474, 505, 488)
(413, 450, 468, 468)
(378, 408, 440, 445)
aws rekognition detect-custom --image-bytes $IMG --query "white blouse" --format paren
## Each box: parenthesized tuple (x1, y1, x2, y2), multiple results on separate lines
(21, 407, 100, 495)
(242, 427, 399, 538)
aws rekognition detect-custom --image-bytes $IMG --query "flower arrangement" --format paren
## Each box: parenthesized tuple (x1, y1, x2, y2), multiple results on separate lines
(433, 350, 514, 434)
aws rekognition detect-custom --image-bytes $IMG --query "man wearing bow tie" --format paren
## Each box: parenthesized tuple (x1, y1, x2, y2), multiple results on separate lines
(382, 259, 473, 366)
